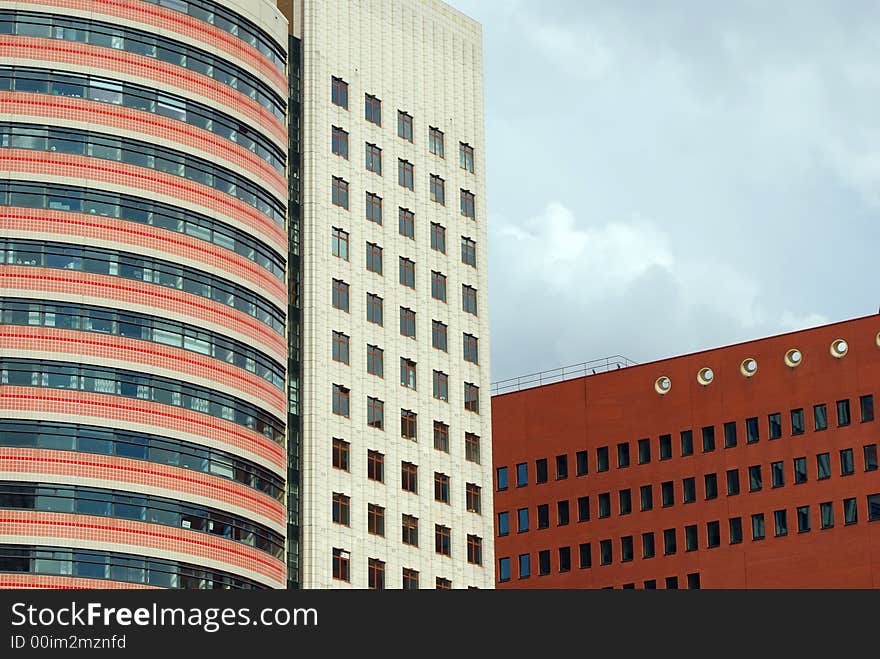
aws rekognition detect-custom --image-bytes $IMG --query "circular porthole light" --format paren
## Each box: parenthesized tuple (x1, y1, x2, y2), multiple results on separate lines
(740, 358, 758, 377)
(830, 339, 848, 358)
(784, 349, 803, 368)
(697, 367, 715, 386)
(654, 376, 672, 395)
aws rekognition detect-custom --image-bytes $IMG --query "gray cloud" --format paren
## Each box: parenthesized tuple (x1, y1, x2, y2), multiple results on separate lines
(448, 0, 880, 382)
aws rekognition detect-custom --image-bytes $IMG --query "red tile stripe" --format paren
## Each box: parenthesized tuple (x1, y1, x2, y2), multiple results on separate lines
(0, 268, 287, 361)
(0, 388, 286, 472)
(0, 448, 284, 528)
(12, 0, 288, 94)
(0, 149, 287, 252)
(0, 93, 286, 198)
(0, 511, 286, 586)
(2, 329, 285, 416)
(0, 574, 156, 590)
(1, 208, 286, 309)
(1, 37, 287, 146)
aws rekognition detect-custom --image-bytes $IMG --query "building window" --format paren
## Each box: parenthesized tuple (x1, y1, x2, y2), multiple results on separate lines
(558, 500, 570, 525)
(705, 473, 718, 500)
(746, 417, 760, 443)
(398, 110, 413, 141)
(367, 450, 384, 482)
(774, 509, 788, 537)
(791, 408, 805, 435)
(727, 469, 740, 495)
(332, 331, 349, 364)
(467, 535, 483, 566)
(465, 433, 481, 463)
(516, 462, 528, 487)
(431, 222, 446, 253)
(683, 477, 696, 504)
(837, 399, 851, 426)
(663, 529, 677, 555)
(841, 448, 855, 476)
(332, 492, 350, 526)
(685, 524, 698, 551)
(331, 76, 348, 109)
(768, 412, 782, 439)
(597, 446, 609, 472)
(399, 358, 417, 390)
(402, 514, 419, 546)
(332, 384, 350, 417)
(366, 344, 383, 377)
(331, 126, 348, 158)
(579, 543, 592, 569)
(661, 481, 674, 507)
(729, 517, 743, 544)
(332, 548, 350, 582)
(537, 504, 550, 529)
(797, 505, 811, 533)
(814, 404, 828, 431)
(640, 485, 653, 511)
(459, 142, 474, 172)
(687, 573, 701, 590)
(398, 207, 415, 239)
(680, 430, 693, 456)
(638, 438, 651, 464)
(793, 456, 807, 484)
(367, 503, 385, 536)
(617, 442, 630, 468)
(367, 397, 384, 430)
(366, 192, 383, 224)
(331, 176, 349, 209)
(432, 320, 447, 351)
(844, 497, 858, 524)
(752, 513, 765, 540)
(659, 434, 672, 460)
(556, 455, 569, 480)
(463, 333, 479, 365)
(817, 452, 831, 480)
(458, 238, 478, 272)
(368, 558, 385, 590)
(401, 462, 418, 494)
(865, 444, 879, 471)
(600, 539, 613, 566)
(497, 511, 510, 537)
(429, 174, 445, 205)
(535, 459, 548, 484)
(399, 257, 416, 289)
(332, 437, 350, 471)
(702, 425, 715, 452)
(401, 410, 417, 441)
(498, 557, 511, 582)
(400, 307, 416, 339)
(460, 189, 475, 219)
(559, 546, 571, 573)
(429, 126, 444, 157)
(771, 461, 785, 488)
(860, 394, 874, 422)
(398, 159, 414, 190)
(466, 483, 482, 514)
(435, 524, 451, 556)
(431, 271, 447, 301)
(820, 501, 834, 529)
(366, 242, 383, 275)
(462, 286, 478, 317)
(576, 450, 588, 476)
(433, 421, 449, 452)
(464, 383, 480, 413)
(642, 532, 655, 559)
(434, 472, 450, 504)
(365, 93, 381, 125)
(365, 142, 382, 174)
(707, 520, 721, 548)
(578, 496, 590, 522)
(535, 551, 550, 576)
(332, 279, 349, 312)
(596, 492, 611, 519)
(496, 466, 508, 491)
(665, 576, 679, 590)
(724, 421, 737, 448)
(519, 554, 531, 579)
(748, 465, 762, 492)
(402, 568, 419, 590)
(517, 507, 529, 533)
(619, 489, 632, 515)
(620, 536, 634, 563)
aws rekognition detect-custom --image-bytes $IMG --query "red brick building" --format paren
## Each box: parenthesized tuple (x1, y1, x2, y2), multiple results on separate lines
(492, 314, 880, 588)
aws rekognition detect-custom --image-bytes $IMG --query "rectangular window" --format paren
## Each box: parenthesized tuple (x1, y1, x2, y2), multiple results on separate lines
(516, 463, 528, 487)
(556, 455, 569, 480)
(399, 257, 416, 288)
(840, 448, 855, 476)
(462, 285, 478, 315)
(465, 433, 481, 463)
(431, 223, 446, 253)
(401, 409, 417, 441)
(466, 484, 481, 514)
(768, 412, 782, 439)
(430, 174, 445, 205)
(401, 462, 418, 494)
(774, 509, 788, 537)
(368, 558, 385, 590)
(332, 548, 350, 582)
(844, 497, 858, 524)
(459, 142, 474, 172)
(398, 207, 415, 239)
(402, 514, 419, 546)
(367, 450, 384, 482)
(432, 320, 447, 351)
(794, 457, 807, 484)
(683, 477, 696, 504)
(332, 438, 349, 471)
(724, 421, 737, 448)
(331, 77, 348, 109)
(558, 546, 571, 573)
(433, 421, 449, 452)
(517, 508, 529, 532)
(402, 568, 419, 590)
(463, 333, 479, 364)
(665, 577, 679, 590)
(464, 383, 480, 413)
(461, 236, 477, 267)
(400, 358, 417, 390)
(434, 473, 450, 504)
(702, 425, 715, 452)
(642, 532, 655, 559)
(366, 344, 383, 377)
(467, 535, 482, 566)
(771, 460, 785, 488)
(398, 159, 414, 190)
(368, 503, 385, 536)
(752, 513, 765, 540)
(331, 331, 349, 364)
(557, 500, 570, 525)
(366, 241, 383, 275)
(331, 384, 350, 417)
(687, 573, 701, 590)
(865, 444, 879, 471)
(366, 293, 383, 325)
(597, 446, 609, 472)
(705, 473, 718, 500)
(497, 511, 510, 537)
(367, 396, 384, 430)
(814, 403, 828, 431)
(331, 126, 349, 159)
(399, 307, 416, 338)
(797, 505, 811, 533)
(621, 536, 634, 562)
(398, 110, 413, 141)
(727, 469, 740, 495)
(576, 450, 588, 476)
(663, 528, 677, 555)
(619, 489, 632, 515)
(638, 438, 651, 464)
(331, 176, 349, 209)
(817, 453, 831, 480)
(640, 484, 653, 511)
(661, 481, 674, 507)
(748, 465, 762, 491)
(685, 524, 698, 551)
(429, 126, 444, 157)
(331, 279, 349, 312)
(461, 189, 475, 219)
(820, 501, 834, 529)
(860, 394, 874, 422)
(679, 430, 693, 456)
(577, 496, 590, 522)
(537, 504, 549, 529)
(365, 142, 382, 174)
(430, 271, 447, 301)
(332, 492, 350, 526)
(365, 93, 381, 125)
(496, 466, 508, 491)
(791, 408, 805, 435)
(518, 554, 530, 579)
(617, 442, 630, 468)
(729, 517, 743, 544)
(534, 458, 548, 484)
(598, 493, 611, 518)
(837, 399, 851, 426)
(707, 520, 721, 548)
(866, 494, 880, 521)
(365, 192, 383, 224)
(600, 539, 613, 566)
(746, 417, 759, 443)
(579, 543, 592, 569)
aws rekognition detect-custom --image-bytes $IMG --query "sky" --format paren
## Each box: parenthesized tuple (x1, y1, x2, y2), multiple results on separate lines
(446, 0, 880, 384)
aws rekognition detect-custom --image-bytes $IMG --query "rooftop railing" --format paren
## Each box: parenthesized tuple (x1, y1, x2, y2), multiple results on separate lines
(491, 355, 638, 396)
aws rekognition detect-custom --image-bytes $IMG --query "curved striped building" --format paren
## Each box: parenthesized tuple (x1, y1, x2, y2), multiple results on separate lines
(0, 0, 289, 589)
